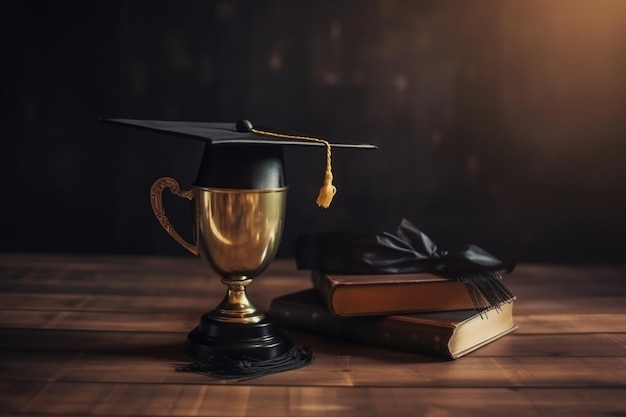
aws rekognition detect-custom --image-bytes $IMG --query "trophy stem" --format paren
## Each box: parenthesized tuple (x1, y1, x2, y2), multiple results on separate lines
(207, 276, 265, 324)
(187, 274, 292, 361)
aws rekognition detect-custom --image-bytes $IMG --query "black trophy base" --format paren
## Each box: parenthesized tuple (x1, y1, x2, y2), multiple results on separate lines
(187, 313, 293, 361)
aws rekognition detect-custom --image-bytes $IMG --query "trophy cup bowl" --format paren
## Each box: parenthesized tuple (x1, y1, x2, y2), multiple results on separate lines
(150, 177, 293, 360)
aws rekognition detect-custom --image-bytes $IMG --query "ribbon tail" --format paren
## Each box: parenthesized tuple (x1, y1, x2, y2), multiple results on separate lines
(455, 271, 515, 312)
(175, 346, 314, 380)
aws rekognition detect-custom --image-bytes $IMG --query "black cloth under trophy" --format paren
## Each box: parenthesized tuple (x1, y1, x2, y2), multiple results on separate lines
(295, 218, 516, 311)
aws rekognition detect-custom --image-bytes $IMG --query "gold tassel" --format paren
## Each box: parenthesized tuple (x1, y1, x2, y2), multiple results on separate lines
(315, 148, 336, 208)
(251, 127, 336, 208)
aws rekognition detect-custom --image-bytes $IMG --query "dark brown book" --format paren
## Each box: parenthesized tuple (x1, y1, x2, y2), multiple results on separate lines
(269, 289, 517, 359)
(311, 270, 477, 316)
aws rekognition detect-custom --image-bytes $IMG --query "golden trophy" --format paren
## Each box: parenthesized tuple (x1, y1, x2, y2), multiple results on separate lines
(102, 117, 375, 362)
(150, 177, 291, 359)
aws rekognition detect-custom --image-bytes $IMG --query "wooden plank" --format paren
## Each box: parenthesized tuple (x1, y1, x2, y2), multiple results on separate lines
(0, 268, 310, 314)
(0, 293, 209, 312)
(2, 328, 626, 358)
(0, 309, 200, 332)
(1, 381, 626, 417)
(512, 297, 626, 315)
(0, 253, 302, 277)
(0, 328, 187, 353)
(1, 257, 624, 317)
(472, 332, 626, 356)
(3, 307, 626, 333)
(514, 313, 626, 333)
(1, 255, 624, 296)
(0, 269, 308, 297)
(0, 254, 622, 280)
(0, 277, 311, 312)
(3, 290, 626, 315)
(1, 348, 625, 388)
(0, 267, 218, 295)
(1, 256, 625, 318)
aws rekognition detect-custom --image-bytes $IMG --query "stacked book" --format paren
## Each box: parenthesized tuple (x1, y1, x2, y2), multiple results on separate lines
(269, 270, 516, 359)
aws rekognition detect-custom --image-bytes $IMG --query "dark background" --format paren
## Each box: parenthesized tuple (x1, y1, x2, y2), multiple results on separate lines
(1, 0, 625, 263)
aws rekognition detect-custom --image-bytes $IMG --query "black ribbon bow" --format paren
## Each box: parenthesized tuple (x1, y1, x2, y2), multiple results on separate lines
(295, 219, 515, 311)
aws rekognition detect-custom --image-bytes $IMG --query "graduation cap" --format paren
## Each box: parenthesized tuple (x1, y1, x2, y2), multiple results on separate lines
(102, 118, 376, 208)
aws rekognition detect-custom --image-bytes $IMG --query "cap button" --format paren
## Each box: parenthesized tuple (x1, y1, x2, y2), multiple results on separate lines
(236, 119, 253, 132)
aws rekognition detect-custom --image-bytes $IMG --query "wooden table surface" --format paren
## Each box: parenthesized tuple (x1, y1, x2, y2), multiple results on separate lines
(0, 253, 625, 417)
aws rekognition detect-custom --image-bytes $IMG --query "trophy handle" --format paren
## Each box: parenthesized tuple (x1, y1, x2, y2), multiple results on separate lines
(149, 176, 199, 256)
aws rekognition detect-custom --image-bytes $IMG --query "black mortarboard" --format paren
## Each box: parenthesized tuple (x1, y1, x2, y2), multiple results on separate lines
(102, 118, 376, 208)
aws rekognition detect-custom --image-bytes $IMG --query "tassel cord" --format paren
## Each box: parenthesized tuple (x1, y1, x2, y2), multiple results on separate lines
(251, 127, 336, 208)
